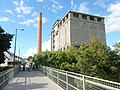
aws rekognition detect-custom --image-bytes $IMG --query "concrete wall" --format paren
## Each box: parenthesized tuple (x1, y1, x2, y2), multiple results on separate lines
(51, 11, 106, 51)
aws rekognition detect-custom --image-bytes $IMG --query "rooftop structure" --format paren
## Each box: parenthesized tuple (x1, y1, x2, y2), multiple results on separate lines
(50, 11, 106, 51)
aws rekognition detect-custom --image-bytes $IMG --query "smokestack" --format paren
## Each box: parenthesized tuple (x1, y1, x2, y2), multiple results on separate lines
(37, 12, 42, 53)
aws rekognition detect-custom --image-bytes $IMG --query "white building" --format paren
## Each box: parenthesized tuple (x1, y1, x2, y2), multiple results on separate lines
(0, 51, 23, 66)
(50, 11, 106, 51)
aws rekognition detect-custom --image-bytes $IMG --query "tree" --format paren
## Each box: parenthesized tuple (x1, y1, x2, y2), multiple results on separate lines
(76, 38, 120, 82)
(113, 41, 120, 55)
(0, 26, 13, 64)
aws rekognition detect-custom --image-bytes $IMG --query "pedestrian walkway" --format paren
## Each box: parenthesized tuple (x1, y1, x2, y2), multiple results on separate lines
(4, 71, 64, 90)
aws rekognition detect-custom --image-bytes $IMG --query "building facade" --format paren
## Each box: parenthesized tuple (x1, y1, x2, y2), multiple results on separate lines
(50, 11, 106, 51)
(0, 51, 23, 66)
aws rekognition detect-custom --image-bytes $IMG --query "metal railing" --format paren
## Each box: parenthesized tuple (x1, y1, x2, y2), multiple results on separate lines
(0, 67, 19, 90)
(38, 65, 120, 90)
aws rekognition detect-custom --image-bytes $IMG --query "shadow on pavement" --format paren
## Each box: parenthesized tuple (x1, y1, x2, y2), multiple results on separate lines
(5, 82, 48, 90)
(4, 71, 48, 90)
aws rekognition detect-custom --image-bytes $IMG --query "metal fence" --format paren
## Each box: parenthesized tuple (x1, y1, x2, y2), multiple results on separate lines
(38, 65, 120, 90)
(0, 67, 19, 90)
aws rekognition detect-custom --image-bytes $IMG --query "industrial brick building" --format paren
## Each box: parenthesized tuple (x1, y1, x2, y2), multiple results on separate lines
(50, 11, 106, 51)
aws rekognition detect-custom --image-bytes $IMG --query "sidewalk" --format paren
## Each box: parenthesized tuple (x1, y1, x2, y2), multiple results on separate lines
(4, 71, 64, 90)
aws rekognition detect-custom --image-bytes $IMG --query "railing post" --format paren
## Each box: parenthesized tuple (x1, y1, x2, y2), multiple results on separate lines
(40, 65, 41, 72)
(52, 68, 53, 81)
(2, 74, 5, 89)
(66, 71, 68, 90)
(50, 68, 52, 80)
(47, 67, 50, 78)
(57, 69, 59, 84)
(83, 75, 85, 90)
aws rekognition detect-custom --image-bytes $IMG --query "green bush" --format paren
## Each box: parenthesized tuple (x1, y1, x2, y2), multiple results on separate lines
(0, 66, 13, 72)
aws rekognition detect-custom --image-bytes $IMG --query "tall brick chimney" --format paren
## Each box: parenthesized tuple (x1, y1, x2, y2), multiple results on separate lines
(37, 12, 42, 53)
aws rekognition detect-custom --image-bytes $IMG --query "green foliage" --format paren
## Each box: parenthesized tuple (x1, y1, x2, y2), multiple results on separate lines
(76, 39, 120, 82)
(113, 41, 120, 55)
(0, 66, 13, 72)
(0, 26, 13, 64)
(33, 38, 120, 82)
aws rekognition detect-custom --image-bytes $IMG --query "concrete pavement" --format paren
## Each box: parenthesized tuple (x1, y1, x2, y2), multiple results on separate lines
(4, 71, 64, 90)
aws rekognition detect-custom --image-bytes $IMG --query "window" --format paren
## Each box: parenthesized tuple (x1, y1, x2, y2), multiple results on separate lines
(74, 45, 79, 49)
(60, 21, 62, 26)
(53, 40, 55, 43)
(63, 18, 65, 23)
(73, 13, 79, 18)
(66, 14, 68, 20)
(97, 17, 101, 22)
(56, 30, 58, 35)
(90, 16, 94, 21)
(53, 45, 55, 49)
(53, 35, 55, 38)
(82, 14, 87, 20)
(63, 47, 65, 50)
(57, 24, 59, 28)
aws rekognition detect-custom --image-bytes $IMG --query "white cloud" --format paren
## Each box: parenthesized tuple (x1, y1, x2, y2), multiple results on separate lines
(71, 0, 74, 8)
(33, 17, 47, 27)
(42, 39, 51, 51)
(32, 12, 38, 17)
(78, 2, 89, 13)
(17, 15, 24, 18)
(37, 0, 43, 2)
(108, 45, 115, 50)
(6, 9, 13, 14)
(13, 0, 34, 15)
(42, 17, 47, 23)
(19, 19, 34, 26)
(70, 0, 78, 11)
(19, 17, 47, 27)
(105, 2, 120, 33)
(22, 48, 36, 58)
(50, 0, 63, 12)
(94, 0, 107, 8)
(13, 1, 19, 6)
(0, 17, 9, 22)
(118, 40, 120, 43)
(23, 39, 51, 58)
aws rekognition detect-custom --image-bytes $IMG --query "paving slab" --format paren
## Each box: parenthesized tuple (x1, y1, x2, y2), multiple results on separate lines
(4, 71, 64, 90)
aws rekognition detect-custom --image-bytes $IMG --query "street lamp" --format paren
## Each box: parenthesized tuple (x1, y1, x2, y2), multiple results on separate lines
(13, 29, 24, 67)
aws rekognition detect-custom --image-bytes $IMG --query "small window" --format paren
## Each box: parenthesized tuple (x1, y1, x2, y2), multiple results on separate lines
(53, 35, 55, 38)
(97, 17, 101, 22)
(63, 18, 65, 23)
(53, 40, 55, 43)
(73, 13, 79, 18)
(53, 45, 55, 49)
(66, 14, 68, 20)
(57, 24, 59, 28)
(60, 21, 62, 26)
(56, 30, 58, 35)
(82, 14, 87, 20)
(90, 16, 94, 21)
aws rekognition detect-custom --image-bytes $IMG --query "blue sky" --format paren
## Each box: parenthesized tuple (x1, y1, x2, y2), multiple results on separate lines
(0, 0, 120, 57)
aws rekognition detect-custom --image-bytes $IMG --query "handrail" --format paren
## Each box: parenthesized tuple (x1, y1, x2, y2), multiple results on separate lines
(0, 67, 19, 90)
(38, 65, 120, 90)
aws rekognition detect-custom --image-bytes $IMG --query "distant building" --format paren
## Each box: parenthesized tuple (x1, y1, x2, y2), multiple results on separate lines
(50, 11, 106, 51)
(0, 51, 23, 66)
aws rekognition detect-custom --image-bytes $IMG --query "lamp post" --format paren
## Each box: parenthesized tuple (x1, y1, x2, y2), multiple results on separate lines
(13, 29, 24, 67)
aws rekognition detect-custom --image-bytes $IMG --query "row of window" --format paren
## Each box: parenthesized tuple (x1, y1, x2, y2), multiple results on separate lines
(58, 14, 68, 28)
(73, 13, 102, 22)
(57, 12, 102, 29)
(53, 47, 67, 51)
